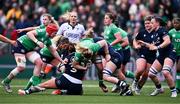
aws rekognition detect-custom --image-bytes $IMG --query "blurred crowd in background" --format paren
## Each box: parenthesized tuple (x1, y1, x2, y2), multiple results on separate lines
(0, 0, 180, 40)
(0, 0, 180, 79)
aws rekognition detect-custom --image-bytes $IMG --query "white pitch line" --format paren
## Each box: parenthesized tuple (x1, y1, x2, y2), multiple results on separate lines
(0, 85, 169, 88)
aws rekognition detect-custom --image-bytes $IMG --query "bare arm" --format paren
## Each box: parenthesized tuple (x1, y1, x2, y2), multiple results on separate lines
(16, 26, 39, 33)
(133, 39, 142, 49)
(97, 40, 111, 61)
(158, 35, 171, 48)
(48, 46, 64, 64)
(110, 32, 122, 46)
(121, 37, 129, 48)
(26, 30, 38, 43)
(147, 35, 171, 51)
(0, 34, 13, 43)
(72, 60, 87, 71)
(0, 34, 16, 46)
(26, 30, 44, 48)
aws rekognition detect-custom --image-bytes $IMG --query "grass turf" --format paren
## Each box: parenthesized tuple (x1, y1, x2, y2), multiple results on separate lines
(0, 79, 179, 104)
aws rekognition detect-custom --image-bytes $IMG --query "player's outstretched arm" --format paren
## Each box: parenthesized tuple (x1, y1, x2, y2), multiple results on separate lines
(0, 34, 16, 46)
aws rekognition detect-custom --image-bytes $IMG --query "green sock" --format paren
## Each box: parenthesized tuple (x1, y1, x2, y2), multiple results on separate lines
(99, 80, 103, 85)
(24, 77, 33, 90)
(3, 77, 11, 84)
(32, 76, 42, 86)
(125, 70, 135, 79)
(176, 72, 180, 89)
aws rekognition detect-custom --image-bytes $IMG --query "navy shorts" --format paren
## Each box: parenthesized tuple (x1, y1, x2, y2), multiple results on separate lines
(109, 48, 122, 68)
(122, 48, 131, 65)
(39, 52, 54, 63)
(55, 75, 83, 95)
(11, 41, 29, 54)
(157, 49, 176, 65)
(137, 52, 156, 64)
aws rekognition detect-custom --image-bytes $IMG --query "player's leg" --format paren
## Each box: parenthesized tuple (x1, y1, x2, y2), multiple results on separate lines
(122, 49, 134, 79)
(176, 56, 180, 93)
(94, 56, 108, 93)
(162, 58, 177, 97)
(18, 78, 56, 95)
(111, 70, 126, 93)
(135, 63, 151, 95)
(25, 52, 43, 89)
(149, 60, 164, 96)
(103, 61, 132, 96)
(132, 58, 146, 92)
(2, 53, 26, 93)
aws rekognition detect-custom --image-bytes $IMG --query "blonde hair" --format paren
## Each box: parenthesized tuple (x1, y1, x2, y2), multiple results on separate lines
(61, 11, 70, 21)
(42, 13, 59, 28)
(84, 28, 94, 38)
(51, 35, 63, 45)
(75, 43, 93, 58)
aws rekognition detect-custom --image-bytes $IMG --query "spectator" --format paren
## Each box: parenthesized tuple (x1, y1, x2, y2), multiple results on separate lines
(6, 3, 22, 22)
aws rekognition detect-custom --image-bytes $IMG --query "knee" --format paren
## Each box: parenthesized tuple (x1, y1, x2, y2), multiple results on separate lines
(102, 71, 111, 81)
(35, 59, 43, 66)
(149, 67, 158, 78)
(18, 66, 25, 72)
(162, 70, 171, 78)
(136, 69, 144, 76)
(162, 65, 172, 77)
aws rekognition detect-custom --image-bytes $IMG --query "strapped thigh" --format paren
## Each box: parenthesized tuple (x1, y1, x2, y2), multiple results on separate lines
(28, 52, 41, 63)
(162, 65, 172, 72)
(149, 66, 158, 76)
(14, 53, 26, 68)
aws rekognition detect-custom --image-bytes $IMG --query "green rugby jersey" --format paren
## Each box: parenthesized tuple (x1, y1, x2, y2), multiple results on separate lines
(18, 28, 52, 51)
(118, 28, 130, 49)
(169, 28, 180, 56)
(74, 38, 101, 62)
(103, 23, 122, 50)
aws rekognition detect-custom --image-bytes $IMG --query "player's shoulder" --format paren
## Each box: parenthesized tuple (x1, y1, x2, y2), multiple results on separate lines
(159, 26, 167, 32)
(137, 29, 147, 35)
(61, 22, 69, 27)
(169, 28, 176, 33)
(76, 23, 85, 29)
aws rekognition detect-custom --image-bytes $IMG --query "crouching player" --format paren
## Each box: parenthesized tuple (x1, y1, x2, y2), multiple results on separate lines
(18, 52, 87, 95)
(24, 36, 71, 90)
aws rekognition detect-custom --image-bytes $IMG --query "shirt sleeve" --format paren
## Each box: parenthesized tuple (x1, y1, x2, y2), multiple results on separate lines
(44, 38, 52, 47)
(135, 32, 141, 40)
(111, 26, 120, 36)
(74, 52, 82, 62)
(89, 43, 101, 53)
(168, 29, 173, 38)
(160, 27, 168, 38)
(57, 24, 64, 35)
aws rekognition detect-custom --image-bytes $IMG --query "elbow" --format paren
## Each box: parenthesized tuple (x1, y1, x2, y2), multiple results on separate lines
(167, 39, 171, 45)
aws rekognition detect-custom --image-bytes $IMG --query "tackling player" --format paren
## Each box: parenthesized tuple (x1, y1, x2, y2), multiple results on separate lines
(1, 23, 63, 93)
(148, 16, 177, 97)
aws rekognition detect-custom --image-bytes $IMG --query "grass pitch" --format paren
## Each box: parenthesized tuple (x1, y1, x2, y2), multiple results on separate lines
(0, 79, 179, 104)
